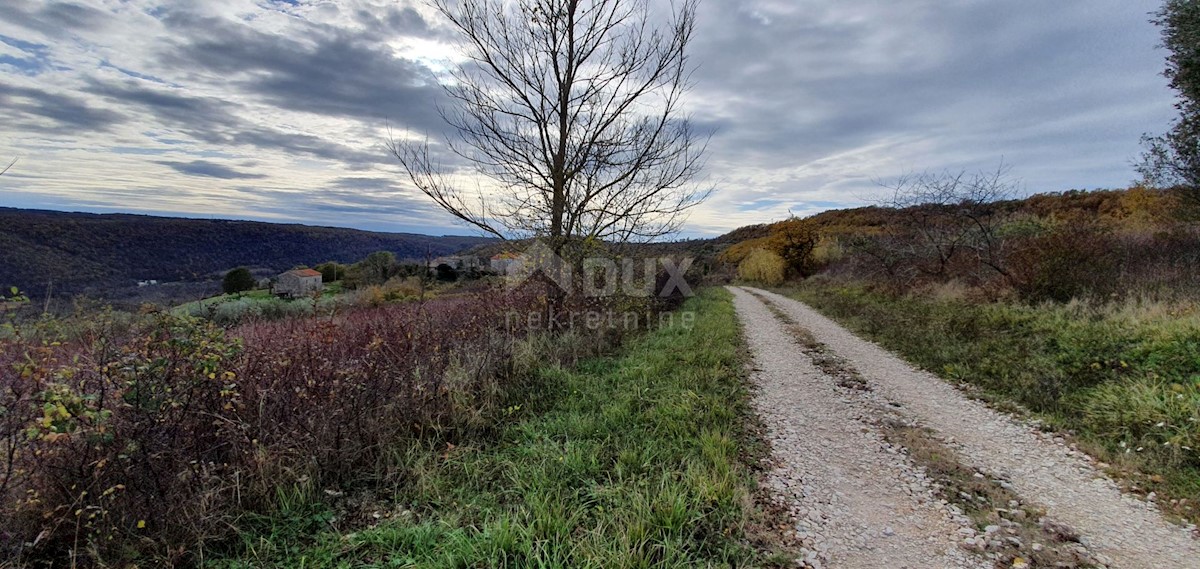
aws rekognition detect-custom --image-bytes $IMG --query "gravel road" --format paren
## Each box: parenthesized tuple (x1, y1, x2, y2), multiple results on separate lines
(730, 287, 982, 568)
(730, 286, 1200, 569)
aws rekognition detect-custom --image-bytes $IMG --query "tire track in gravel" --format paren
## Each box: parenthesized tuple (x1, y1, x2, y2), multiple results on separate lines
(741, 286, 1200, 569)
(729, 287, 983, 569)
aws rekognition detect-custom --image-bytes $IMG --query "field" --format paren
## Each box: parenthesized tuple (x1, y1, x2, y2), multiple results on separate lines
(7, 184, 1200, 566)
(173, 288, 277, 312)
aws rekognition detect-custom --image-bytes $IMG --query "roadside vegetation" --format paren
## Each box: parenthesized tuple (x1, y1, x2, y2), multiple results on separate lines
(3, 273, 633, 565)
(0, 284, 535, 565)
(212, 288, 788, 568)
(1, 269, 786, 567)
(718, 180, 1200, 524)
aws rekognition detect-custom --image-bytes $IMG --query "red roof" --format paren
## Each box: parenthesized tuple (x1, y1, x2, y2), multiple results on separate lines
(288, 268, 322, 277)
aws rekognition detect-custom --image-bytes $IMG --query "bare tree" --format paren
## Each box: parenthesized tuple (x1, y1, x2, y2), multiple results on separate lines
(390, 0, 709, 250)
(874, 163, 1017, 281)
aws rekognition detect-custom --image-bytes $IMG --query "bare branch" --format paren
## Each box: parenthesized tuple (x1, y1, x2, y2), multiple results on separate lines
(392, 0, 708, 245)
(874, 162, 1018, 280)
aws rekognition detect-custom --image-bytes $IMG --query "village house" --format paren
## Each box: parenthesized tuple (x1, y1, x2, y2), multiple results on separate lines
(274, 268, 323, 298)
(490, 252, 520, 274)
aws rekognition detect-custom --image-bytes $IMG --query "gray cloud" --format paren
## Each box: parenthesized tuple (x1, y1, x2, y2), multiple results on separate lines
(224, 182, 450, 232)
(156, 9, 447, 134)
(329, 176, 406, 191)
(0, 82, 125, 132)
(157, 160, 267, 180)
(2, 1, 112, 36)
(83, 79, 385, 165)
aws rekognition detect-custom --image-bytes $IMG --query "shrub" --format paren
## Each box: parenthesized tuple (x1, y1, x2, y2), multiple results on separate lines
(770, 217, 821, 276)
(435, 263, 458, 282)
(720, 217, 819, 277)
(1, 313, 245, 565)
(183, 295, 342, 326)
(737, 249, 785, 286)
(381, 276, 426, 301)
(344, 251, 397, 288)
(1, 291, 522, 564)
(1006, 221, 1117, 302)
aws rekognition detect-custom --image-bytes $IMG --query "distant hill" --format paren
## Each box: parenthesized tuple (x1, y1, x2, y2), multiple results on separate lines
(0, 208, 492, 300)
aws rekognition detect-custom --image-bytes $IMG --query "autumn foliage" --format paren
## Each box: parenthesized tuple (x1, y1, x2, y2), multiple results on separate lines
(736, 249, 786, 286)
(723, 217, 821, 279)
(722, 185, 1200, 302)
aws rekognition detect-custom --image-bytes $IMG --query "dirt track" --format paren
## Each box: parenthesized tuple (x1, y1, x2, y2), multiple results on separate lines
(730, 286, 1200, 569)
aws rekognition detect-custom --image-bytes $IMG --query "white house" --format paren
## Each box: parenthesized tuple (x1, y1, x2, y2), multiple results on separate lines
(275, 268, 323, 298)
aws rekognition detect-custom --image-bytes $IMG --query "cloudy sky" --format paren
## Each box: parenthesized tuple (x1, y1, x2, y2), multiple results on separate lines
(0, 0, 1176, 237)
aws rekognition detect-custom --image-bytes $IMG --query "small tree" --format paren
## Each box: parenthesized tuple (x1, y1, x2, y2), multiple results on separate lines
(435, 263, 459, 282)
(769, 217, 820, 277)
(876, 164, 1015, 281)
(344, 251, 396, 288)
(314, 262, 345, 283)
(222, 267, 255, 295)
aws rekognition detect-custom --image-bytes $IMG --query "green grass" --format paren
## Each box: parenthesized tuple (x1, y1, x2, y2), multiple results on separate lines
(174, 288, 274, 313)
(210, 288, 786, 568)
(782, 281, 1200, 523)
(174, 282, 344, 314)
(322, 281, 344, 296)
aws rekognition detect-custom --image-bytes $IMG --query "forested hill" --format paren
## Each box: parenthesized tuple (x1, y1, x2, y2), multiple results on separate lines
(0, 208, 491, 297)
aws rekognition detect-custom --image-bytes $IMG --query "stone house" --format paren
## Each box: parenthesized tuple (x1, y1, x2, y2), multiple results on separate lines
(490, 252, 520, 274)
(275, 268, 323, 298)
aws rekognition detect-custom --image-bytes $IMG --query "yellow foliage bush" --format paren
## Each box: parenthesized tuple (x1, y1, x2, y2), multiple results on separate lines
(721, 217, 822, 276)
(737, 249, 786, 285)
(719, 236, 770, 264)
(811, 236, 843, 266)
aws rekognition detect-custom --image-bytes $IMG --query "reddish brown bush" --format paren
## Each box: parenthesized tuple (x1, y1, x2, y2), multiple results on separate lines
(1005, 221, 1120, 302)
(0, 284, 608, 566)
